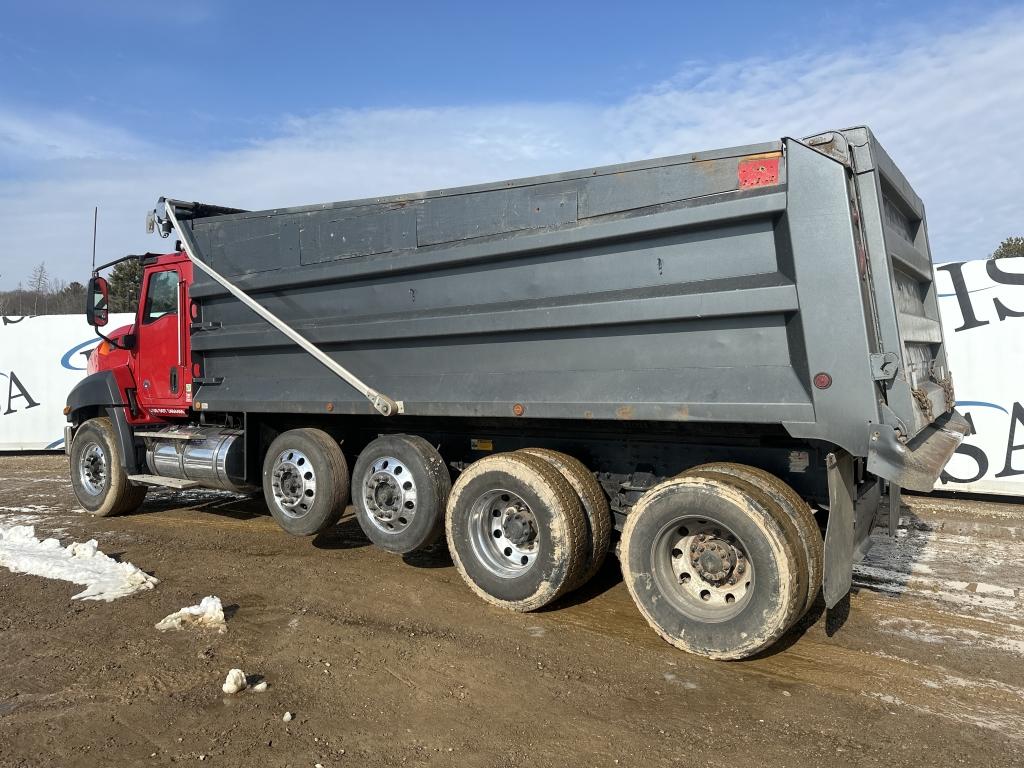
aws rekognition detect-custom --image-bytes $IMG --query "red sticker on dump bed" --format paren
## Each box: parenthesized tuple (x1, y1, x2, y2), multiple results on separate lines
(738, 156, 780, 188)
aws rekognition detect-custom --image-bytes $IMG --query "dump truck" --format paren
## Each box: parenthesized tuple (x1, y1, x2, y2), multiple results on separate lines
(66, 126, 968, 659)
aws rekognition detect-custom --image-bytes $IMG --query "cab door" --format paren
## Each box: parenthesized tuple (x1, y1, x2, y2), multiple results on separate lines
(134, 265, 190, 414)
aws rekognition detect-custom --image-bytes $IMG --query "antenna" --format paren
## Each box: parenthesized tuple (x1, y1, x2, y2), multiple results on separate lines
(91, 206, 98, 273)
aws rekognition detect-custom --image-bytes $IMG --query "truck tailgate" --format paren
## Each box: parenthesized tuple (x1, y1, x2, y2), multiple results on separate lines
(813, 127, 955, 440)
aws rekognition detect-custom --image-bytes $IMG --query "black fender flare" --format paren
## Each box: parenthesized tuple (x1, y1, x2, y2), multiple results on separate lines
(66, 371, 140, 472)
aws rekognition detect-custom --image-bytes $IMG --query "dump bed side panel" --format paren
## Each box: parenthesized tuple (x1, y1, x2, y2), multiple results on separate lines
(185, 145, 829, 427)
(180, 138, 895, 458)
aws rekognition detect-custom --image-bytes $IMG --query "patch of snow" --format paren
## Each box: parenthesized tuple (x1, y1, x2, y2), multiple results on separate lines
(0, 525, 157, 601)
(155, 596, 227, 634)
(878, 616, 1024, 657)
(222, 668, 247, 694)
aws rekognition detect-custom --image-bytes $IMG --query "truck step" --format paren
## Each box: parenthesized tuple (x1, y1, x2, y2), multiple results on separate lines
(127, 474, 201, 489)
(134, 430, 204, 441)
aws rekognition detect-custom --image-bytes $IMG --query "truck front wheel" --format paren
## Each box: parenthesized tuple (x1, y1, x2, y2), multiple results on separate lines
(262, 428, 349, 536)
(69, 416, 147, 517)
(620, 474, 802, 660)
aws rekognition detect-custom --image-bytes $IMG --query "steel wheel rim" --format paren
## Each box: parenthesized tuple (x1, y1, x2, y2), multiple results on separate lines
(467, 488, 539, 578)
(270, 449, 317, 519)
(362, 456, 417, 534)
(651, 516, 754, 621)
(78, 442, 107, 496)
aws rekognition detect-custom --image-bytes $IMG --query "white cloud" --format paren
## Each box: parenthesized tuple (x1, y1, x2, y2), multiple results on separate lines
(1, 8, 1021, 287)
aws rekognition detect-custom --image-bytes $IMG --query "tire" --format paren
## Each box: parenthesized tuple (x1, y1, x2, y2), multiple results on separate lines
(517, 448, 612, 591)
(446, 452, 588, 612)
(684, 462, 823, 618)
(620, 474, 802, 660)
(262, 428, 349, 536)
(352, 434, 452, 554)
(69, 417, 147, 517)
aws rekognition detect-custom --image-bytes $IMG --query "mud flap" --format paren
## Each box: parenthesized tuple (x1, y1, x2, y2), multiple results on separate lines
(867, 410, 971, 492)
(888, 484, 902, 537)
(824, 451, 882, 608)
(823, 452, 855, 609)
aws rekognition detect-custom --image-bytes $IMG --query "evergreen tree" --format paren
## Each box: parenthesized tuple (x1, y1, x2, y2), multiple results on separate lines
(109, 259, 144, 313)
(991, 236, 1024, 260)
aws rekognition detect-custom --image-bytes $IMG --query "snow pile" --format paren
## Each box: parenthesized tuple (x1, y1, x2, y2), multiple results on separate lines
(0, 525, 158, 601)
(155, 596, 227, 634)
(222, 668, 247, 694)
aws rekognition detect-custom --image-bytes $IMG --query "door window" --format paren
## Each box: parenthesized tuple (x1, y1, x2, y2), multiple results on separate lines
(142, 270, 178, 324)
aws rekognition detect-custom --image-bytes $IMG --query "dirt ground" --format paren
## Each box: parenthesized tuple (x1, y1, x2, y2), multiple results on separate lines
(0, 454, 1022, 768)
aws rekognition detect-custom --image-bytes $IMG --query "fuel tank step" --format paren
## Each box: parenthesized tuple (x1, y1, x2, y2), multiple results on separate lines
(127, 474, 201, 489)
(134, 429, 204, 441)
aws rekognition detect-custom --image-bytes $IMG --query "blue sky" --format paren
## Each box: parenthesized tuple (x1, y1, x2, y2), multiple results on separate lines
(1, 0, 1022, 286)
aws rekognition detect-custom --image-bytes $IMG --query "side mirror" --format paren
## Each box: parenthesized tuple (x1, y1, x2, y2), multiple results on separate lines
(86, 276, 110, 327)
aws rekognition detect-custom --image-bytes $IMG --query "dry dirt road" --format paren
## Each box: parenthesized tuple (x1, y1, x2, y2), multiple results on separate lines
(1, 454, 1022, 768)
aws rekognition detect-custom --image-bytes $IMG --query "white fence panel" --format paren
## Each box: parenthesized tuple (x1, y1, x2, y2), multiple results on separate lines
(935, 256, 1024, 496)
(0, 314, 133, 451)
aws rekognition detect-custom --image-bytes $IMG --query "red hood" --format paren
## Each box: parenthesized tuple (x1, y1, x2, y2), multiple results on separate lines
(87, 324, 134, 375)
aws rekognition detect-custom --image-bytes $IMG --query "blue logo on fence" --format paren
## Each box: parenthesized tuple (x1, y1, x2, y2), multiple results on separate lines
(60, 338, 101, 371)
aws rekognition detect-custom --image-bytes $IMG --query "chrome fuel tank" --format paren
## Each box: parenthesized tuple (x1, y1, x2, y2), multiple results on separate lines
(145, 426, 251, 493)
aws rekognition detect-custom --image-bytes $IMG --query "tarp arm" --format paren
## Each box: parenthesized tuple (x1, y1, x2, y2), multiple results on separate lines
(162, 199, 402, 417)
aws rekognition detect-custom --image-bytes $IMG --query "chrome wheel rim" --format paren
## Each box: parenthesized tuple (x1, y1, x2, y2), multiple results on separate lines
(270, 449, 317, 519)
(362, 456, 417, 534)
(468, 489, 539, 578)
(652, 517, 754, 621)
(78, 442, 107, 495)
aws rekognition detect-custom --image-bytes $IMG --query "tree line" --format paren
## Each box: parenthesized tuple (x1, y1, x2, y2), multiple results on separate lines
(1, 238, 1022, 318)
(0, 260, 144, 317)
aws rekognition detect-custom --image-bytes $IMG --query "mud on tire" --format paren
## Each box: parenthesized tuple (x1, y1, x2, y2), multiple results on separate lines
(517, 448, 612, 592)
(684, 462, 823, 618)
(69, 416, 147, 517)
(620, 473, 802, 660)
(446, 451, 588, 612)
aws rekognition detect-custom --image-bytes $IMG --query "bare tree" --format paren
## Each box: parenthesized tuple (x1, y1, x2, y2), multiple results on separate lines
(28, 263, 50, 314)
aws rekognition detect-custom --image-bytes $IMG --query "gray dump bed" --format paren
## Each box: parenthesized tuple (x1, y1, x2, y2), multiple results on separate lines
(171, 126, 959, 467)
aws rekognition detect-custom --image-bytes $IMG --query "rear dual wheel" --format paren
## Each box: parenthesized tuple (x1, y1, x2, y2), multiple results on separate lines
(684, 462, 823, 617)
(621, 472, 806, 660)
(446, 452, 589, 612)
(516, 448, 612, 591)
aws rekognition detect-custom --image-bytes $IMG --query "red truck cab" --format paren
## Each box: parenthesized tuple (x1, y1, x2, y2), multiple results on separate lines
(86, 252, 194, 425)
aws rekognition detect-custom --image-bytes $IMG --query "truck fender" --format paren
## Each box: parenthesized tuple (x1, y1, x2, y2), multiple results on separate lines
(66, 371, 141, 473)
